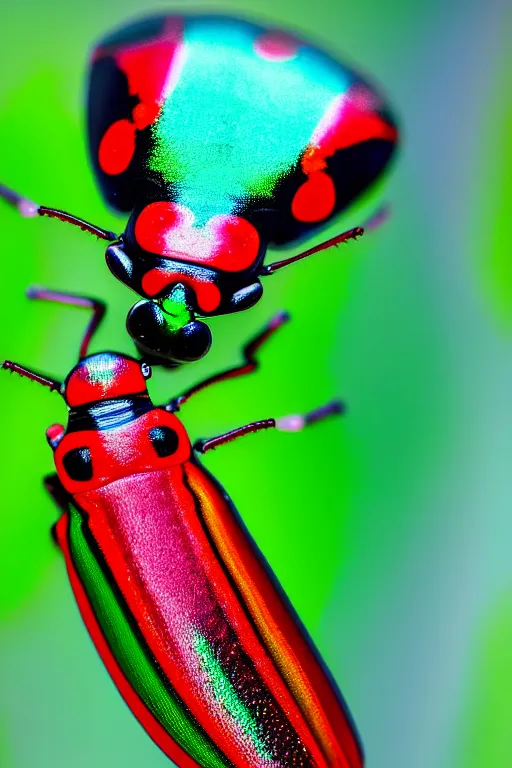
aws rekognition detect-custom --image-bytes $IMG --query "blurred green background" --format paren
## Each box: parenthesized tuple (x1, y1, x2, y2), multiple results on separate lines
(0, 0, 511, 766)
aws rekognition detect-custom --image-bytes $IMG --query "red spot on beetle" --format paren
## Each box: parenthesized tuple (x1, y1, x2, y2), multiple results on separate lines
(292, 85, 398, 222)
(291, 172, 336, 223)
(207, 214, 261, 271)
(135, 201, 187, 255)
(98, 120, 136, 175)
(134, 202, 260, 273)
(254, 31, 298, 61)
(98, 18, 185, 174)
(132, 102, 161, 131)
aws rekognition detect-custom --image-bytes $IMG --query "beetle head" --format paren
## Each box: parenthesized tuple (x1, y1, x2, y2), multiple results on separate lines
(62, 352, 152, 408)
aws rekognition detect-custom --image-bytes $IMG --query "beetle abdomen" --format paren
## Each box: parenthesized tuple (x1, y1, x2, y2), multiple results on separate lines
(58, 465, 362, 767)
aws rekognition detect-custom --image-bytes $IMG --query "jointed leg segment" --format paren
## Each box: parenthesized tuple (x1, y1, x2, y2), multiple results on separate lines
(167, 311, 290, 412)
(26, 287, 106, 359)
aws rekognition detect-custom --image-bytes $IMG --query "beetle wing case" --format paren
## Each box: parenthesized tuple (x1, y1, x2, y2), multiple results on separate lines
(55, 463, 363, 768)
(87, 14, 397, 245)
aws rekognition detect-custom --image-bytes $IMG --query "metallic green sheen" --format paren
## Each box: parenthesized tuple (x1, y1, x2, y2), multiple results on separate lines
(149, 17, 349, 226)
(193, 631, 274, 762)
(161, 285, 194, 330)
(67, 504, 229, 768)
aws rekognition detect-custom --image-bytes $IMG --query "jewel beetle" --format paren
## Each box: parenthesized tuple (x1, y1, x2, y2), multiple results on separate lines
(2, 288, 363, 768)
(0, 13, 398, 366)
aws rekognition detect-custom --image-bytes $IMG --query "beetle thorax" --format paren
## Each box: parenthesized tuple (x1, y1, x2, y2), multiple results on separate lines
(53, 407, 191, 495)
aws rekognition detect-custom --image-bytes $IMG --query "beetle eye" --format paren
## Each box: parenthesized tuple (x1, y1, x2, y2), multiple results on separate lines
(62, 447, 93, 481)
(141, 362, 152, 379)
(149, 426, 179, 457)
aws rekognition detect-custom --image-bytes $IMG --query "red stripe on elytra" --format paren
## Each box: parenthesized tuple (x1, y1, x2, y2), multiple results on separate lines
(185, 462, 363, 768)
(54, 514, 203, 768)
(76, 471, 261, 768)
(180, 464, 331, 768)
(77, 467, 325, 767)
(179, 463, 328, 768)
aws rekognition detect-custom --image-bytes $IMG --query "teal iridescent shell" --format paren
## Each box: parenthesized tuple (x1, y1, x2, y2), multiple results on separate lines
(88, 14, 398, 246)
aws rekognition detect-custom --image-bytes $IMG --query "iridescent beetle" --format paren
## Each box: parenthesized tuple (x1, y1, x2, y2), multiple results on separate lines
(0, 13, 398, 365)
(3, 288, 363, 768)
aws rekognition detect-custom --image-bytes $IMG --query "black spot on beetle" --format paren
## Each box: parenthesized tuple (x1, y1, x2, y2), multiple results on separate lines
(149, 426, 179, 457)
(62, 447, 93, 481)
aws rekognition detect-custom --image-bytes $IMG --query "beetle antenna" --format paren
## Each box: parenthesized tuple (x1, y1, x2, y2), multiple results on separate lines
(26, 288, 106, 360)
(262, 227, 363, 275)
(195, 399, 345, 453)
(1, 361, 61, 393)
(276, 399, 345, 431)
(0, 183, 118, 242)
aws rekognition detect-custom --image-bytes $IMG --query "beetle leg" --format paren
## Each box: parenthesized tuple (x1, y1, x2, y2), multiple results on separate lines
(0, 182, 118, 241)
(166, 311, 290, 412)
(3, 281, 107, 385)
(26, 288, 106, 359)
(260, 226, 363, 276)
(194, 399, 344, 453)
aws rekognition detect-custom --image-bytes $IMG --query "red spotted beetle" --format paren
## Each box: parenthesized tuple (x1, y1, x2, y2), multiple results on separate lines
(0, 13, 397, 365)
(3, 288, 363, 768)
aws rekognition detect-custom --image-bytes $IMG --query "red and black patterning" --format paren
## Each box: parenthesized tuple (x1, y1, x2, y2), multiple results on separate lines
(3, 292, 364, 767)
(88, 14, 396, 321)
(0, 14, 398, 364)
(50, 352, 362, 768)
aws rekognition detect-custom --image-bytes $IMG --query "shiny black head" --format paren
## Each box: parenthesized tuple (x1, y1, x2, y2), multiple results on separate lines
(126, 285, 212, 367)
